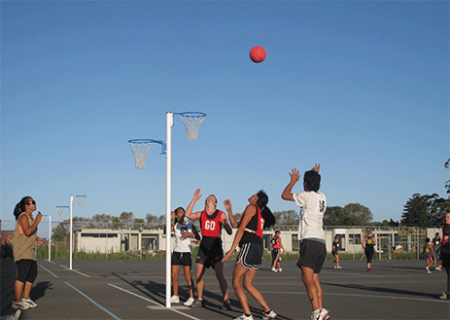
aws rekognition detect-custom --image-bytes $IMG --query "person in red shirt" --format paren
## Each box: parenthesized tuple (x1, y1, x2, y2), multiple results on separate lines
(185, 189, 233, 310)
(222, 190, 277, 320)
(271, 231, 285, 272)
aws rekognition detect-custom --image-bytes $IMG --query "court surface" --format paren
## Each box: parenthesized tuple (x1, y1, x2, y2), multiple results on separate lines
(2, 258, 449, 320)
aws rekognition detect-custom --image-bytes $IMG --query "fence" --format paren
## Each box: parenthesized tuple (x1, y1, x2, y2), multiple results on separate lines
(1, 219, 438, 261)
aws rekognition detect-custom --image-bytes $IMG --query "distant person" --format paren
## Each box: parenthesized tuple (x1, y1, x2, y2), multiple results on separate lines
(423, 238, 434, 274)
(332, 235, 342, 269)
(12, 197, 45, 310)
(439, 212, 450, 299)
(222, 191, 278, 320)
(281, 164, 330, 320)
(184, 189, 233, 310)
(170, 207, 200, 306)
(432, 232, 443, 271)
(362, 230, 376, 272)
(271, 230, 285, 272)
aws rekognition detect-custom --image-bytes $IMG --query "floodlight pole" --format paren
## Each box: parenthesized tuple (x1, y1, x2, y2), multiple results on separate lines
(165, 112, 173, 308)
(48, 215, 52, 261)
(70, 195, 74, 270)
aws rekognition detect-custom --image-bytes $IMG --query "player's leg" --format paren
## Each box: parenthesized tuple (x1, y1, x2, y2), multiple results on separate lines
(232, 262, 251, 315)
(301, 266, 321, 310)
(213, 261, 229, 301)
(183, 265, 195, 299)
(195, 262, 206, 299)
(243, 268, 271, 313)
(171, 265, 181, 296)
(312, 273, 323, 308)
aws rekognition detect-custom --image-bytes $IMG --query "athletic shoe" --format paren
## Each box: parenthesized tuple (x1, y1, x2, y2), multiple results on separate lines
(311, 307, 330, 320)
(271, 268, 278, 272)
(436, 266, 443, 271)
(21, 298, 38, 308)
(12, 301, 29, 310)
(336, 266, 342, 269)
(4, 310, 21, 320)
(440, 291, 449, 300)
(221, 300, 231, 310)
(183, 297, 195, 307)
(191, 299, 205, 308)
(278, 268, 283, 272)
(262, 309, 278, 319)
(234, 313, 253, 320)
(170, 295, 180, 304)
(426, 267, 431, 274)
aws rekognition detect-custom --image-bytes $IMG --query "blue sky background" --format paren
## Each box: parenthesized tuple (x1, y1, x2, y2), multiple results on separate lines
(1, 1, 449, 230)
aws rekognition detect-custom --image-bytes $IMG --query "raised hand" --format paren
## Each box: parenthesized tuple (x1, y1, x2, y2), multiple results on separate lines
(289, 168, 301, 182)
(193, 189, 202, 201)
(313, 163, 321, 172)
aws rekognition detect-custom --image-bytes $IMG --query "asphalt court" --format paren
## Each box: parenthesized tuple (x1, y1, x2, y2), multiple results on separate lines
(1, 258, 449, 320)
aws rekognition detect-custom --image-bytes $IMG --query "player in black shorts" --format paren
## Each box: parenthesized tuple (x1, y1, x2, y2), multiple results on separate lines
(223, 190, 277, 320)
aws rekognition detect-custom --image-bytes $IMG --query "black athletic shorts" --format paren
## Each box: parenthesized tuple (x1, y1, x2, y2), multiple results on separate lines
(237, 242, 263, 269)
(172, 251, 192, 267)
(297, 239, 326, 274)
(195, 247, 223, 269)
(16, 259, 38, 284)
(441, 247, 450, 269)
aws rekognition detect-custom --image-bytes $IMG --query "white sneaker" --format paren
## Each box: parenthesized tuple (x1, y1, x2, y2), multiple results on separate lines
(436, 266, 443, 271)
(271, 268, 277, 272)
(12, 301, 29, 310)
(440, 291, 449, 300)
(336, 266, 342, 269)
(21, 298, 38, 308)
(234, 313, 253, 320)
(262, 309, 278, 319)
(277, 268, 283, 272)
(311, 307, 330, 320)
(170, 295, 180, 304)
(4, 310, 21, 320)
(183, 297, 195, 307)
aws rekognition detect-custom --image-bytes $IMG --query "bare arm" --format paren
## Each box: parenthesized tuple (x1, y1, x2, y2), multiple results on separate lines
(184, 189, 202, 221)
(223, 200, 238, 228)
(19, 213, 41, 237)
(281, 168, 301, 201)
(222, 205, 256, 262)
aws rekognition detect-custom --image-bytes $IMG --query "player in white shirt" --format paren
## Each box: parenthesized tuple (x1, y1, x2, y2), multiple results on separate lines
(170, 207, 201, 307)
(282, 164, 329, 320)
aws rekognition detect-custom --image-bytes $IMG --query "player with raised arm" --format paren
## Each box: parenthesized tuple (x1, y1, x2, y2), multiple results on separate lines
(184, 189, 233, 310)
(281, 164, 329, 320)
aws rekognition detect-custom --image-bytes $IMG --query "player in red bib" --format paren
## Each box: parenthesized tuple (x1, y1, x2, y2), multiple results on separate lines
(185, 189, 233, 310)
(223, 190, 277, 320)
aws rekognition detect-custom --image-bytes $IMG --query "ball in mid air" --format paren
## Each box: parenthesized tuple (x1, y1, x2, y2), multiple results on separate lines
(249, 46, 266, 63)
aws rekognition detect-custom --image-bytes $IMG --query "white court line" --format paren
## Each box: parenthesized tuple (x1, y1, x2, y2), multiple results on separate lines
(59, 264, 90, 278)
(39, 264, 59, 278)
(257, 290, 449, 304)
(108, 283, 201, 320)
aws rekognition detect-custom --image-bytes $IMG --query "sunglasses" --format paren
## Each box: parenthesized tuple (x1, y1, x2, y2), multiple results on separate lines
(26, 201, 36, 205)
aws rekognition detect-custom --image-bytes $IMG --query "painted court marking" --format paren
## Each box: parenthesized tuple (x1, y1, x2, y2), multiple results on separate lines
(60, 264, 90, 277)
(39, 264, 59, 279)
(65, 282, 121, 320)
(108, 283, 201, 320)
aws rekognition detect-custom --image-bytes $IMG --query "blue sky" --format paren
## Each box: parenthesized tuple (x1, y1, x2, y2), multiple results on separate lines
(1, 1, 449, 231)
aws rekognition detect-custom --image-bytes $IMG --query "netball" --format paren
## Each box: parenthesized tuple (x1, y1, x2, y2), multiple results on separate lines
(249, 46, 266, 63)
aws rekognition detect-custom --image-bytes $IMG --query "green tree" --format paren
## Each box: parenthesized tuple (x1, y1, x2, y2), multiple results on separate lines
(324, 206, 346, 226)
(401, 193, 435, 226)
(119, 212, 134, 228)
(343, 203, 373, 226)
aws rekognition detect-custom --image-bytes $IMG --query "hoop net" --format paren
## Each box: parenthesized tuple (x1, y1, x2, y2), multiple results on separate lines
(76, 195, 86, 206)
(56, 206, 68, 217)
(180, 112, 206, 141)
(128, 139, 155, 169)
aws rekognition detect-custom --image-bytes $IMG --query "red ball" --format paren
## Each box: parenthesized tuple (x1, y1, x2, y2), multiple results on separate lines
(249, 46, 266, 63)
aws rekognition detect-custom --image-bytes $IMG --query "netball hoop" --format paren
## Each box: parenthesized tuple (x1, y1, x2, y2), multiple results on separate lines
(128, 139, 166, 169)
(76, 195, 86, 206)
(56, 205, 69, 217)
(179, 112, 206, 141)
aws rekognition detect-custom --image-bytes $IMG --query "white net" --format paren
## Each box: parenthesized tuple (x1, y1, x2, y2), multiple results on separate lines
(56, 206, 68, 217)
(76, 195, 86, 206)
(128, 139, 155, 169)
(180, 112, 206, 141)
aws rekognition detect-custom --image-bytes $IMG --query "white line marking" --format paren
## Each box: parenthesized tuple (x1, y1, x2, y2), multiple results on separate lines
(65, 282, 121, 320)
(39, 264, 59, 278)
(108, 283, 201, 320)
(60, 264, 90, 278)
